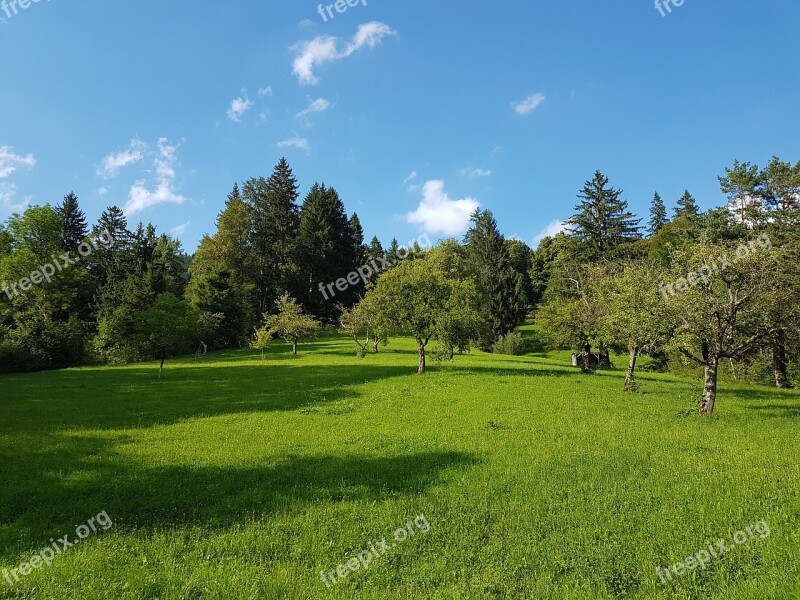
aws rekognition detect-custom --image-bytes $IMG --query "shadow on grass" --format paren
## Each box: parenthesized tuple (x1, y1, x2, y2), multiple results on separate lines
(0, 446, 478, 561)
(745, 403, 800, 418)
(1, 363, 415, 434)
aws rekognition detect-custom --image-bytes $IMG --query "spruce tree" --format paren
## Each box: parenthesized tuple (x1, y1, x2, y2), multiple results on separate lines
(296, 183, 355, 319)
(464, 209, 526, 349)
(674, 189, 701, 221)
(567, 171, 641, 261)
(55, 192, 88, 250)
(648, 192, 668, 236)
(243, 158, 300, 313)
(367, 236, 384, 264)
(348, 213, 368, 267)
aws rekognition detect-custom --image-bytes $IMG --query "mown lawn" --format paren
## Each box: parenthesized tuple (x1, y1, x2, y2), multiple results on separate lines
(1, 332, 798, 599)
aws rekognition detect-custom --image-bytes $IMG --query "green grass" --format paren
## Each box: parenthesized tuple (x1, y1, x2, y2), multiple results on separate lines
(1, 332, 798, 599)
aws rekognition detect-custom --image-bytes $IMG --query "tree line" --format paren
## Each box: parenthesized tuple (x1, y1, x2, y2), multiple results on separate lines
(1, 156, 798, 415)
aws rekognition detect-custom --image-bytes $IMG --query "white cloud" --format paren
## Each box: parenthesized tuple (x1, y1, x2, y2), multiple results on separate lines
(124, 138, 187, 216)
(403, 170, 419, 191)
(292, 21, 395, 85)
(276, 136, 309, 150)
(460, 167, 492, 178)
(0, 147, 36, 212)
(228, 97, 254, 122)
(513, 93, 546, 115)
(170, 221, 191, 236)
(0, 183, 30, 212)
(98, 139, 146, 178)
(0, 146, 36, 179)
(533, 220, 567, 246)
(97, 187, 109, 196)
(258, 86, 273, 97)
(406, 180, 479, 236)
(296, 97, 331, 124)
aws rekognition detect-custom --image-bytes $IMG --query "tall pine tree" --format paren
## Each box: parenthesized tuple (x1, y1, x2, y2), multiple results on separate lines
(296, 183, 356, 319)
(567, 171, 641, 261)
(674, 189, 701, 221)
(648, 192, 668, 236)
(465, 209, 527, 349)
(55, 192, 88, 250)
(244, 158, 300, 313)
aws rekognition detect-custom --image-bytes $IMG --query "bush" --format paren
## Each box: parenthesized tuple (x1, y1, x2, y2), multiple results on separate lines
(492, 331, 526, 356)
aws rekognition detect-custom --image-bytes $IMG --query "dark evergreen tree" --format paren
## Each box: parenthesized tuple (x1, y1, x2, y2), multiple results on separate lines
(55, 192, 88, 250)
(464, 209, 527, 349)
(243, 158, 300, 313)
(648, 192, 668, 236)
(366, 236, 384, 264)
(567, 171, 641, 261)
(296, 183, 356, 319)
(348, 213, 368, 267)
(674, 189, 701, 221)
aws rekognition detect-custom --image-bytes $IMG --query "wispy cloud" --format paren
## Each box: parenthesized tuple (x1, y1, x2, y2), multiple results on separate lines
(124, 138, 187, 216)
(292, 21, 396, 85)
(406, 180, 479, 236)
(296, 97, 331, 125)
(460, 167, 492, 178)
(513, 92, 546, 115)
(403, 170, 419, 191)
(0, 146, 36, 211)
(228, 96, 254, 122)
(258, 86, 273, 97)
(98, 139, 146, 178)
(170, 221, 191, 236)
(0, 146, 36, 179)
(276, 136, 309, 150)
(533, 220, 567, 246)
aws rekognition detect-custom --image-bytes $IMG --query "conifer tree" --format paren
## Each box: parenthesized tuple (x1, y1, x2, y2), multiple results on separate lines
(648, 192, 668, 236)
(567, 171, 641, 261)
(55, 192, 88, 250)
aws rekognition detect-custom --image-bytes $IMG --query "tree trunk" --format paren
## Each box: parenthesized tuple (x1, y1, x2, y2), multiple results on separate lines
(416, 337, 427, 375)
(773, 331, 792, 389)
(292, 338, 298, 355)
(373, 338, 380, 353)
(699, 356, 719, 416)
(623, 344, 639, 392)
(581, 343, 593, 374)
(159, 353, 165, 380)
(598, 342, 611, 369)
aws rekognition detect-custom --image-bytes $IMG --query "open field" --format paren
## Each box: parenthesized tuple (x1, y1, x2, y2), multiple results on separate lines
(1, 333, 799, 599)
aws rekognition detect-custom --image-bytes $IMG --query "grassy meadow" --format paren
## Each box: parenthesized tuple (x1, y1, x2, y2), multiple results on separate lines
(1, 330, 798, 599)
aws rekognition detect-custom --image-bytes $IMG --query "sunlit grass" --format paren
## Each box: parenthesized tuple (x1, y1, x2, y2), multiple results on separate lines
(1, 332, 798, 599)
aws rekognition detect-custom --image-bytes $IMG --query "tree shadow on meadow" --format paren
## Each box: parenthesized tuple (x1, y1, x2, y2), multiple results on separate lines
(0, 444, 478, 561)
(1, 362, 415, 435)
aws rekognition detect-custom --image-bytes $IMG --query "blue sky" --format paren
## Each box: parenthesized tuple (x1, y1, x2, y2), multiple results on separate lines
(1, 0, 798, 252)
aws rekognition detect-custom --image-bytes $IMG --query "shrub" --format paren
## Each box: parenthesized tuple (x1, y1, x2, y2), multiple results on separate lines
(492, 331, 526, 356)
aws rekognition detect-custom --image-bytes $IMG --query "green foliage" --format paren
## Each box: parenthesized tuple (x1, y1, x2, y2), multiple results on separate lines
(673, 189, 701, 221)
(256, 293, 321, 354)
(648, 191, 668, 235)
(464, 209, 527, 349)
(567, 171, 641, 260)
(492, 331, 526, 355)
